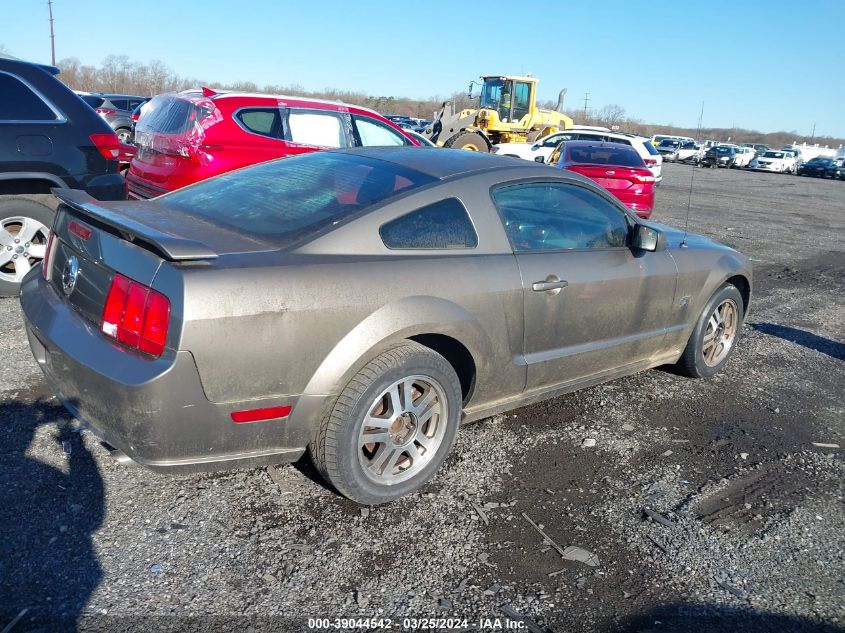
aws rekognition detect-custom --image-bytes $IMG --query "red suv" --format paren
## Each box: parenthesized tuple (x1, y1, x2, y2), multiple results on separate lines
(127, 89, 418, 198)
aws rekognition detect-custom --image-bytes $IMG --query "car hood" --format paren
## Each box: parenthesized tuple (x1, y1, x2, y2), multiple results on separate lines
(647, 221, 738, 253)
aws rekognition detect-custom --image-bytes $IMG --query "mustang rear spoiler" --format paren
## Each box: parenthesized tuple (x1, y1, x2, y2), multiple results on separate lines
(52, 188, 218, 261)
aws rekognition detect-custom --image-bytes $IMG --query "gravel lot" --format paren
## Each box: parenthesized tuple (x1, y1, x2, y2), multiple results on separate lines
(1, 164, 843, 633)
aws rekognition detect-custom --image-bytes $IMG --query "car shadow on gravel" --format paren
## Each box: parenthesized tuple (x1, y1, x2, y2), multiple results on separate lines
(750, 322, 845, 361)
(616, 602, 845, 633)
(0, 394, 104, 631)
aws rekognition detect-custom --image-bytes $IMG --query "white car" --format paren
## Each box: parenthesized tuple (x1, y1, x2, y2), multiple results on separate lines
(732, 146, 756, 168)
(749, 150, 797, 173)
(494, 129, 663, 184)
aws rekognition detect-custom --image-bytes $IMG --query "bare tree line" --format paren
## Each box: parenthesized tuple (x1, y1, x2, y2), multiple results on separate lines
(50, 55, 845, 148)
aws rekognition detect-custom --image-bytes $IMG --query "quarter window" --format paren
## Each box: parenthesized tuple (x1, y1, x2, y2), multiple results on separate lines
(493, 183, 629, 251)
(0, 74, 57, 121)
(354, 115, 409, 146)
(287, 110, 347, 148)
(380, 198, 477, 250)
(237, 108, 283, 138)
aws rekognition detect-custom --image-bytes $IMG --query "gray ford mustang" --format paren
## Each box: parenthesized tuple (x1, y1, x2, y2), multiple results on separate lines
(20, 147, 751, 504)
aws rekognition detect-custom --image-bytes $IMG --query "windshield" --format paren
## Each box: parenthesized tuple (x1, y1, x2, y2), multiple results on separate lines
(161, 152, 437, 245)
(716, 147, 734, 155)
(479, 78, 506, 109)
(658, 140, 680, 148)
(565, 145, 646, 167)
(763, 151, 785, 158)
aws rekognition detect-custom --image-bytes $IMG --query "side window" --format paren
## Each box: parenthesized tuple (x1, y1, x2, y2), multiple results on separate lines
(493, 183, 629, 251)
(513, 82, 531, 121)
(608, 137, 632, 146)
(110, 99, 129, 111)
(0, 74, 58, 121)
(380, 198, 478, 250)
(541, 133, 571, 148)
(236, 108, 283, 139)
(353, 115, 409, 147)
(287, 109, 347, 148)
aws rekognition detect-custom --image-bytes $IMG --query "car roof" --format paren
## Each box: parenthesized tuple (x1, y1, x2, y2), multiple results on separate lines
(333, 146, 555, 180)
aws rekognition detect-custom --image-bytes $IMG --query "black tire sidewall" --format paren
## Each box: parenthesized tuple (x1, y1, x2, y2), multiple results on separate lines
(688, 285, 745, 378)
(332, 350, 461, 504)
(0, 199, 55, 297)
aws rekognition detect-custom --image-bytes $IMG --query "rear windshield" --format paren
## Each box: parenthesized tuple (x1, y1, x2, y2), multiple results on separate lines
(160, 152, 437, 245)
(80, 95, 105, 108)
(140, 96, 213, 135)
(566, 145, 645, 167)
(642, 140, 660, 156)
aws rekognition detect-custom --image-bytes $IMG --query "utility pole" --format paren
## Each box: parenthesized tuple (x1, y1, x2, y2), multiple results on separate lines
(582, 92, 590, 120)
(810, 123, 816, 143)
(47, 0, 56, 65)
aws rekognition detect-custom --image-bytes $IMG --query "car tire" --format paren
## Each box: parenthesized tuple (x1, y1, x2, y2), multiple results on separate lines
(310, 341, 462, 505)
(0, 199, 54, 297)
(675, 283, 744, 379)
(446, 132, 490, 152)
(115, 127, 132, 143)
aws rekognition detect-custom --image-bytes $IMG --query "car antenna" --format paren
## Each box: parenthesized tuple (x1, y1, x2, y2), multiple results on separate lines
(681, 101, 705, 248)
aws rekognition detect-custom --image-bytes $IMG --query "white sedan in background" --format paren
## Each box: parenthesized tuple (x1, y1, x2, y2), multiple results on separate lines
(749, 150, 797, 173)
(732, 146, 756, 168)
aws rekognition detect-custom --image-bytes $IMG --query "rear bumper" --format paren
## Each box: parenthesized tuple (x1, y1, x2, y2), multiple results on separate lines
(20, 273, 319, 473)
(126, 171, 168, 199)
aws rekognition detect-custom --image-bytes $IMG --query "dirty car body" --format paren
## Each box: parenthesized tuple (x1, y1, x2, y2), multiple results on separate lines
(20, 147, 751, 502)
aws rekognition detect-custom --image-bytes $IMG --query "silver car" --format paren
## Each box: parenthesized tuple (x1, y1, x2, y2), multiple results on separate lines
(20, 148, 751, 504)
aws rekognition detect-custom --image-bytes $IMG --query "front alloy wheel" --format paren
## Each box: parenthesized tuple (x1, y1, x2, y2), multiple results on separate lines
(676, 283, 745, 378)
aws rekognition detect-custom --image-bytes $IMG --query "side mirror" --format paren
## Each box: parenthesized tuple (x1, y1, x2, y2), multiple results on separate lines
(633, 224, 666, 252)
(534, 155, 546, 163)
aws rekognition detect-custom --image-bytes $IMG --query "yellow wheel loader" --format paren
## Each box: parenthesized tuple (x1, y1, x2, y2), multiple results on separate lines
(424, 75, 572, 152)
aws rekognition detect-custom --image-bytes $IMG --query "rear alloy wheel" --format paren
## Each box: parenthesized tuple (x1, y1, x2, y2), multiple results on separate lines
(676, 284, 744, 378)
(447, 132, 490, 152)
(310, 341, 461, 504)
(0, 200, 53, 297)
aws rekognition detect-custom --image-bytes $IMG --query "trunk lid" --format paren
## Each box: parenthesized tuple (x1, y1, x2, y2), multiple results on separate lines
(566, 164, 650, 191)
(47, 189, 274, 332)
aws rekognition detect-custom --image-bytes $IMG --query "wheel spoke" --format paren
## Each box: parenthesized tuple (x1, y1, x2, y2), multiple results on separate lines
(708, 315, 719, 332)
(369, 446, 398, 474)
(13, 257, 32, 281)
(28, 244, 47, 259)
(415, 431, 435, 450)
(387, 383, 402, 417)
(17, 218, 43, 245)
(0, 227, 15, 246)
(405, 443, 423, 465)
(359, 430, 391, 447)
(412, 389, 435, 416)
(417, 400, 438, 426)
(364, 415, 391, 430)
(0, 250, 12, 267)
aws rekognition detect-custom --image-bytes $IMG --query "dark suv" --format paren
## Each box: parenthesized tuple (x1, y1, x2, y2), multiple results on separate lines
(78, 93, 148, 143)
(0, 56, 126, 296)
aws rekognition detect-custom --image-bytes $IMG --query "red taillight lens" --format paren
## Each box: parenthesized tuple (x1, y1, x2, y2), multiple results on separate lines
(644, 158, 657, 165)
(132, 112, 140, 121)
(95, 108, 117, 116)
(89, 132, 121, 160)
(101, 274, 171, 357)
(41, 230, 56, 280)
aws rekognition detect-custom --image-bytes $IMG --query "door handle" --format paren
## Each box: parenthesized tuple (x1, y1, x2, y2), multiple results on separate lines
(532, 278, 569, 292)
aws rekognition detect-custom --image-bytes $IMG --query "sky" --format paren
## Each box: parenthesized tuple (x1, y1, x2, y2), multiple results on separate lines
(3, 0, 844, 138)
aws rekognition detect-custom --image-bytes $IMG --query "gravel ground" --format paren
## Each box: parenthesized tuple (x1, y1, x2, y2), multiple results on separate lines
(1, 164, 843, 633)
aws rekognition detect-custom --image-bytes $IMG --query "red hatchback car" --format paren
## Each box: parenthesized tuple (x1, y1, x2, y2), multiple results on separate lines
(548, 141, 655, 218)
(127, 89, 418, 198)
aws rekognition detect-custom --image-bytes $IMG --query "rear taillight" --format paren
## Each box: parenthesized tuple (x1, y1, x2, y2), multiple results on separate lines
(633, 172, 656, 183)
(132, 112, 140, 121)
(90, 133, 121, 160)
(101, 273, 171, 357)
(41, 230, 56, 280)
(95, 108, 117, 116)
(644, 158, 657, 165)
